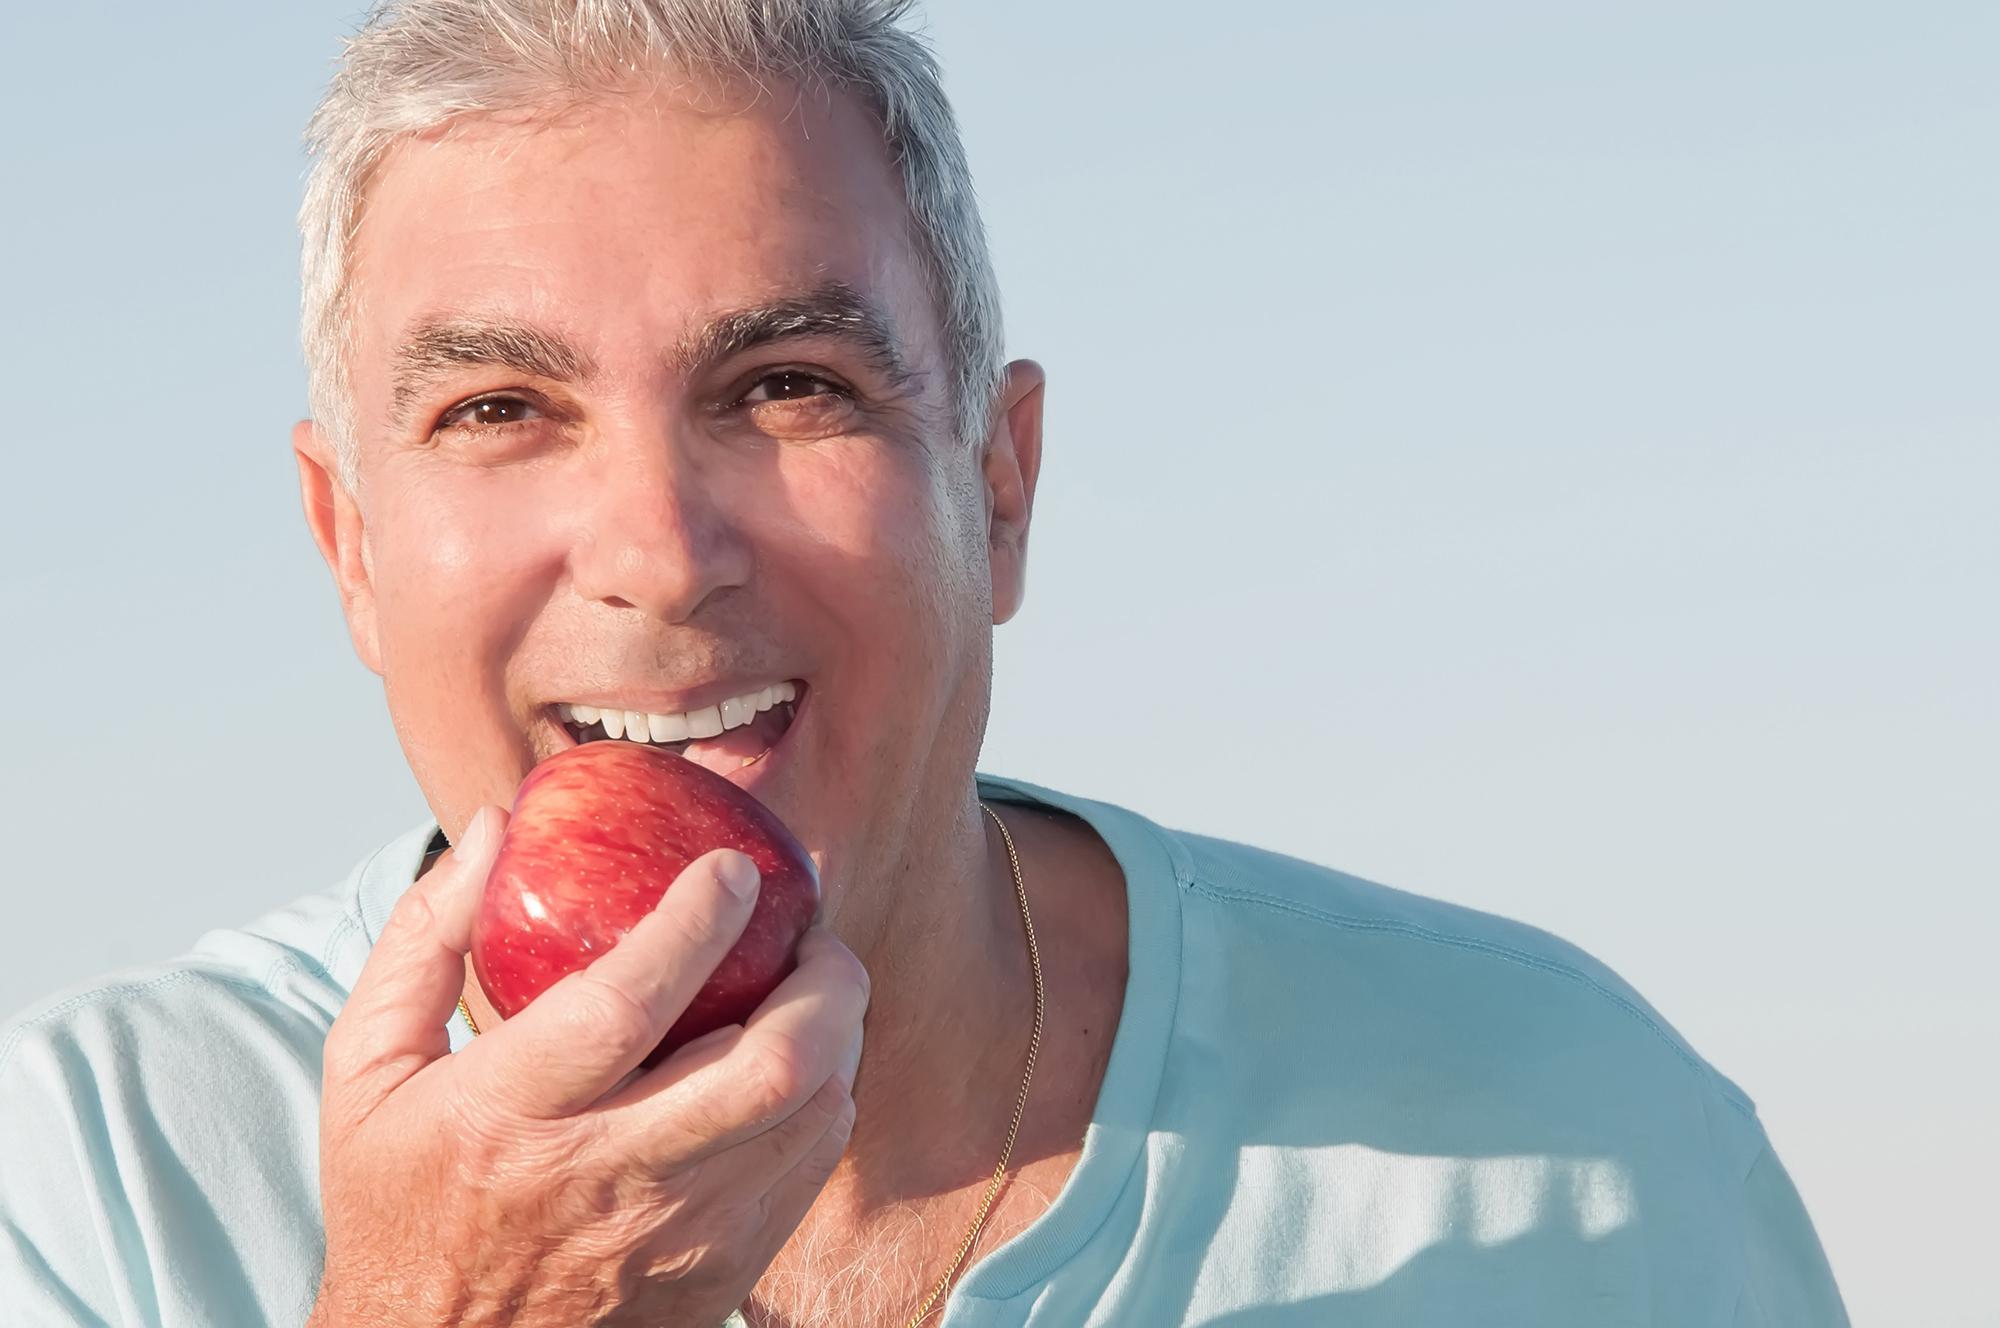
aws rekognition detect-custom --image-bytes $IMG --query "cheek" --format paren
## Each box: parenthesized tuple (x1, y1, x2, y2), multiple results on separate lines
(766, 446, 982, 620)
(370, 476, 553, 679)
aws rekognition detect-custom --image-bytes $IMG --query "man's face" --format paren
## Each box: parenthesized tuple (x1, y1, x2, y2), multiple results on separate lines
(296, 80, 1039, 911)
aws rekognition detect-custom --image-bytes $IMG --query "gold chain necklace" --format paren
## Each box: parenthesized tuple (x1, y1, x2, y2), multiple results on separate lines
(452, 800, 1045, 1327)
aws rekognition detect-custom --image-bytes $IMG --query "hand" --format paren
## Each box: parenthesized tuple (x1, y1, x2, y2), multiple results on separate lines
(309, 804, 868, 1327)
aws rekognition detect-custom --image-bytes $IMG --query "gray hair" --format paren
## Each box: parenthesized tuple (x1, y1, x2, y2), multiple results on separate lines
(299, 0, 1006, 495)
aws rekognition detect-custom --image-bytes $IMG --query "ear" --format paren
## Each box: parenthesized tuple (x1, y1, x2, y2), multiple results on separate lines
(293, 419, 384, 677)
(982, 359, 1046, 626)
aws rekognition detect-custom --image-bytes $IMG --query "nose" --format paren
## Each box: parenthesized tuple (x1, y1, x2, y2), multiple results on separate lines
(566, 429, 754, 624)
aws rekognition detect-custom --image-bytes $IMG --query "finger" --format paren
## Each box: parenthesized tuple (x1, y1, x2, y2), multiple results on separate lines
(836, 1021, 864, 1095)
(667, 1070, 854, 1199)
(752, 1087, 858, 1249)
(765, 1077, 856, 1201)
(696, 1081, 855, 1294)
(593, 993, 861, 1186)
(466, 847, 762, 1118)
(324, 806, 506, 1114)
(594, 926, 869, 1162)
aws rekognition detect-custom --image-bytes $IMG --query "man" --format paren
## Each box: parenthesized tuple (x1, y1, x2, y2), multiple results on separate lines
(0, 0, 1849, 1324)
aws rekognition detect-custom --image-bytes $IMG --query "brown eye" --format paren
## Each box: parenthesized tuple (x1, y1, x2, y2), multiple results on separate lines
(741, 371, 846, 404)
(440, 395, 542, 429)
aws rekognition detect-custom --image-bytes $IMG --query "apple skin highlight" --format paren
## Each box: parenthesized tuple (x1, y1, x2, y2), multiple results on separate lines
(469, 741, 821, 1069)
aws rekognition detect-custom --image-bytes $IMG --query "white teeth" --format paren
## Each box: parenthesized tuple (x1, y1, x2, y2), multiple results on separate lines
(559, 682, 799, 744)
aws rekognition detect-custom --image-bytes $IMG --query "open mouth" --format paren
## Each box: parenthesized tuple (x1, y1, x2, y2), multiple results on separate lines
(549, 680, 805, 783)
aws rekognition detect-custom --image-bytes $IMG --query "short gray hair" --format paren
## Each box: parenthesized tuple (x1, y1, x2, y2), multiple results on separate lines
(299, 0, 1006, 495)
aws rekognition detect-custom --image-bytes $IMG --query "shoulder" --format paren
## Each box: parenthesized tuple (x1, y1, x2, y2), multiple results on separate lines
(1150, 827, 1823, 1309)
(982, 776, 1760, 1139)
(1161, 824, 1765, 1159)
(0, 953, 336, 1204)
(0, 948, 339, 1103)
(0, 814, 444, 1073)
(0, 955, 339, 1321)
(0, 874, 360, 1080)
(1173, 829, 1757, 1103)
(0, 815, 450, 1114)
(0, 852, 376, 1178)
(0, 819, 440, 1321)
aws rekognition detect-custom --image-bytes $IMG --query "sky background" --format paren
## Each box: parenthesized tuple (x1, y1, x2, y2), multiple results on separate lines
(2, 2, 1994, 1323)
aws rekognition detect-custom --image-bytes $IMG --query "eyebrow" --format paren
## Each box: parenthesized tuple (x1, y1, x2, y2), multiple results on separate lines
(386, 281, 918, 431)
(389, 320, 592, 429)
(670, 281, 916, 387)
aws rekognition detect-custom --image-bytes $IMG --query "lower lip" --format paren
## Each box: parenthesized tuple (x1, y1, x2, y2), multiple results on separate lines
(544, 687, 807, 803)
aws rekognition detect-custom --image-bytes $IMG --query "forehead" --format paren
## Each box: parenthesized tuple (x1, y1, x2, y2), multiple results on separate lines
(346, 78, 937, 381)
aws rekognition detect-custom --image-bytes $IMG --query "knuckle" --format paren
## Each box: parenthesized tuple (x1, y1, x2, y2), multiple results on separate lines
(743, 1034, 816, 1120)
(806, 1076, 852, 1131)
(770, 1075, 846, 1145)
(388, 880, 445, 940)
(797, 1101, 854, 1189)
(828, 945, 872, 1007)
(811, 1081, 856, 1147)
(559, 971, 660, 1049)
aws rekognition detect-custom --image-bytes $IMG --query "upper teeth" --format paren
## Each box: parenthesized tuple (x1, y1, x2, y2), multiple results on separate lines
(558, 681, 797, 743)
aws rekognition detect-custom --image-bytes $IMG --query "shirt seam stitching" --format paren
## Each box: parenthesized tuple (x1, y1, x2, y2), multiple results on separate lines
(0, 968, 283, 1079)
(318, 910, 361, 988)
(260, 950, 323, 999)
(349, 836, 403, 946)
(1183, 876, 1757, 1121)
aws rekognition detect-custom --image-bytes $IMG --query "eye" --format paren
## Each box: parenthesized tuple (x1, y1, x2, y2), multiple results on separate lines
(438, 394, 544, 430)
(739, 370, 850, 405)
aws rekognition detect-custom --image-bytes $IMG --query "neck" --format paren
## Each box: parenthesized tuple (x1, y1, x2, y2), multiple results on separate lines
(824, 790, 1038, 1214)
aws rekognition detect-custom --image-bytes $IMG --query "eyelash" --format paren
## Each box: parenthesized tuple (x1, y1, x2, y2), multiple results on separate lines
(434, 369, 852, 434)
(737, 369, 854, 406)
(436, 395, 544, 431)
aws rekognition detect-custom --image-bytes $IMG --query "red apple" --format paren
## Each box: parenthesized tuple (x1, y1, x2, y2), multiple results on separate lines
(469, 740, 819, 1070)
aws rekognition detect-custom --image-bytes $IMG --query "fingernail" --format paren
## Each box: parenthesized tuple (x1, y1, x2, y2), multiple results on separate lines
(457, 808, 490, 859)
(717, 851, 760, 900)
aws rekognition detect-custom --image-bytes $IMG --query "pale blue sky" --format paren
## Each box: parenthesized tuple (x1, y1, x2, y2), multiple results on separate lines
(2, 2, 1993, 1322)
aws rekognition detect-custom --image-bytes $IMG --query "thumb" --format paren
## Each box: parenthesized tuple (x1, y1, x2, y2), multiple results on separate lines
(324, 805, 508, 1121)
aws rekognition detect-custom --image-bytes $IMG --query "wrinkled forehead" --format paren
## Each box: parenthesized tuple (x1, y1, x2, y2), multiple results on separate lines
(342, 78, 944, 402)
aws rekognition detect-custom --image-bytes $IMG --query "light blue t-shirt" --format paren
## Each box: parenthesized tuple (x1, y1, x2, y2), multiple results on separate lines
(0, 774, 1848, 1326)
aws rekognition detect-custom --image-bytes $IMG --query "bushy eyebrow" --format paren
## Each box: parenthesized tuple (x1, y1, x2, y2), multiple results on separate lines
(389, 321, 592, 428)
(386, 281, 919, 431)
(671, 281, 916, 387)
